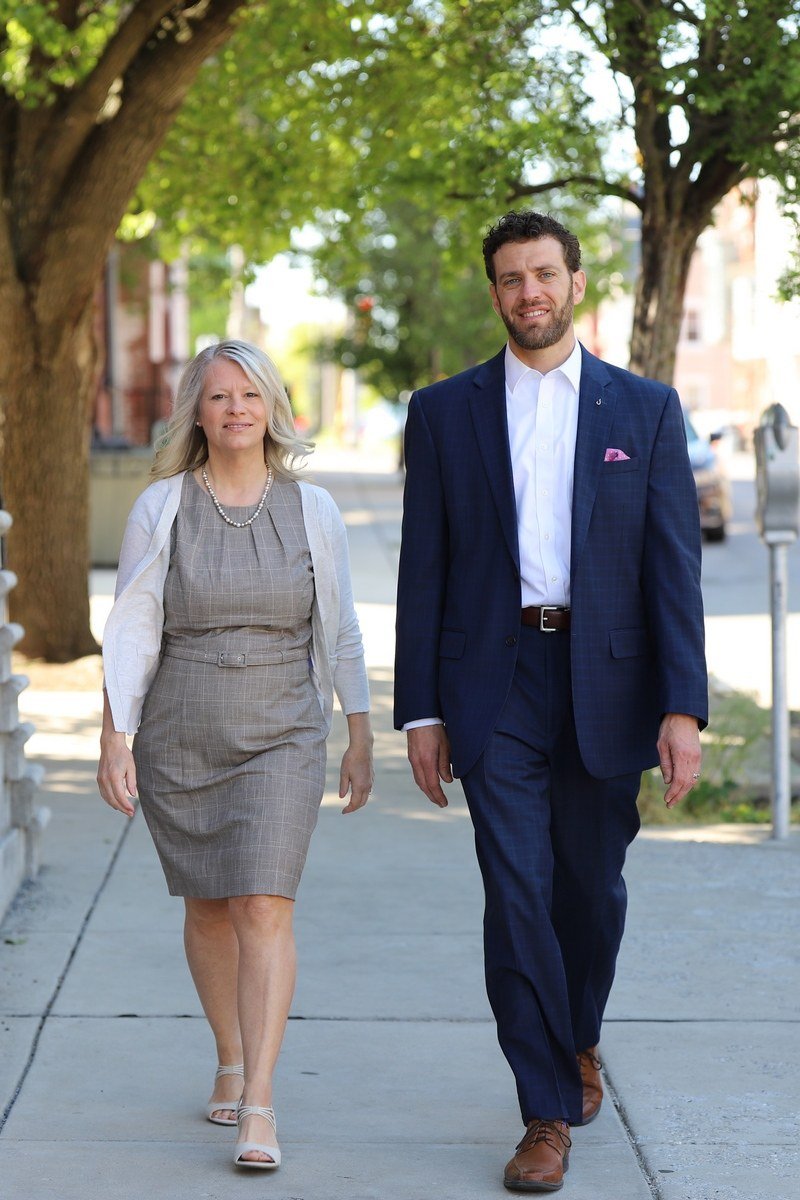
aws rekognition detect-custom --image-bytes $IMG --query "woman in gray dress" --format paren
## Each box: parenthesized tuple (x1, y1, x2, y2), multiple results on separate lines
(97, 340, 372, 1171)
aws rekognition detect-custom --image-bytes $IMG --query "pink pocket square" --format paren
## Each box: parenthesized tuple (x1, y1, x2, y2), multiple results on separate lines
(604, 448, 630, 462)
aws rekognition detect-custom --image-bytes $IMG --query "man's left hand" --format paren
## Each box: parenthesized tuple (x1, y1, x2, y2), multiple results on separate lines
(658, 712, 702, 808)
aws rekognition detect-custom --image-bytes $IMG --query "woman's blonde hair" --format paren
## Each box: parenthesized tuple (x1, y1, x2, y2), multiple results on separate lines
(151, 339, 313, 481)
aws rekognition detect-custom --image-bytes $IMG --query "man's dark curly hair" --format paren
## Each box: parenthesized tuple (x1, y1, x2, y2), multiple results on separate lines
(482, 211, 582, 283)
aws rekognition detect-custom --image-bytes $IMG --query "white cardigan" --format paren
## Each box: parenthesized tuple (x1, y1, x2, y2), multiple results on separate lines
(102, 473, 369, 735)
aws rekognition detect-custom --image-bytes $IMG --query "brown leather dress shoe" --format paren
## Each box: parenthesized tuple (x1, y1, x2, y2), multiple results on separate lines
(577, 1046, 603, 1124)
(503, 1119, 571, 1192)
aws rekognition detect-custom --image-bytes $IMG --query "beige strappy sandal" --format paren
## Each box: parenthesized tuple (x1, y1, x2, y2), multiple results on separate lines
(233, 1104, 281, 1170)
(206, 1063, 244, 1126)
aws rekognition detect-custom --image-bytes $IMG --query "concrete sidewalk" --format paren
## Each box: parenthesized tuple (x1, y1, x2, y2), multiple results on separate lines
(1, 453, 798, 1200)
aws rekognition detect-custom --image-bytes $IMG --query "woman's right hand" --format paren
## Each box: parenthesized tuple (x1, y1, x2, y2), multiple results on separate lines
(97, 732, 138, 818)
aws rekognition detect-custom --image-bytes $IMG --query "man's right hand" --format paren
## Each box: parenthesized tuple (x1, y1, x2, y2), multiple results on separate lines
(406, 724, 453, 808)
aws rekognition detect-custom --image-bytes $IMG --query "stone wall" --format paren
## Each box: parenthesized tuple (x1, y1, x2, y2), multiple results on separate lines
(0, 508, 49, 921)
(90, 448, 153, 566)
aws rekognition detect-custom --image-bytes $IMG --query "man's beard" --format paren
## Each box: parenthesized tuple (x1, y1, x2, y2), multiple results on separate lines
(499, 292, 574, 351)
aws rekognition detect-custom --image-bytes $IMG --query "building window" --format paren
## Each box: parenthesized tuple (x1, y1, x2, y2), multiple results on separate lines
(684, 309, 701, 342)
(682, 383, 706, 411)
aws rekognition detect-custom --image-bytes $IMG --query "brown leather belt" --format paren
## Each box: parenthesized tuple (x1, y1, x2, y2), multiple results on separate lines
(521, 606, 571, 632)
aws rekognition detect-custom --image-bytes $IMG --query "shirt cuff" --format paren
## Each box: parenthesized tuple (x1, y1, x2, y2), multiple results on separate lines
(402, 718, 444, 730)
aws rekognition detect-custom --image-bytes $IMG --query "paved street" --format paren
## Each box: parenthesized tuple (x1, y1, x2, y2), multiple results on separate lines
(0, 447, 798, 1200)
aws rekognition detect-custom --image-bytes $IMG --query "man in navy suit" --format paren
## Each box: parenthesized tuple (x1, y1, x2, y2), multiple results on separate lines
(394, 211, 707, 1192)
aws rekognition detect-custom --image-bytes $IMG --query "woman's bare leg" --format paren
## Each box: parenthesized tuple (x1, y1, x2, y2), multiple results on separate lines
(228, 894, 296, 1164)
(183, 897, 243, 1120)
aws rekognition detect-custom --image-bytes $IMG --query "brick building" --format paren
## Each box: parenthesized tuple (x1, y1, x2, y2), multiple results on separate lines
(92, 242, 190, 448)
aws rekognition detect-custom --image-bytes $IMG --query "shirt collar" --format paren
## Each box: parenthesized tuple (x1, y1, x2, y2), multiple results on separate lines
(504, 339, 582, 396)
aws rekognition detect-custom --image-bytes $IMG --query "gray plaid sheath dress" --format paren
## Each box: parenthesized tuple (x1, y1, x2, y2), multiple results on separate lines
(133, 473, 327, 899)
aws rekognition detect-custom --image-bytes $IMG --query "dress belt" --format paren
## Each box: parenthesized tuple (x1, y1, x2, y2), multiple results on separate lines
(162, 645, 308, 667)
(520, 606, 571, 632)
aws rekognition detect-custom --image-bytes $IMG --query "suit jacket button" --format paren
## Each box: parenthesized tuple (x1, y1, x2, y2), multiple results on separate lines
(505, 635, 517, 647)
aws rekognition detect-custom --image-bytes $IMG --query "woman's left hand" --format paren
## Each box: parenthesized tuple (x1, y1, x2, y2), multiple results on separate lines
(339, 712, 373, 813)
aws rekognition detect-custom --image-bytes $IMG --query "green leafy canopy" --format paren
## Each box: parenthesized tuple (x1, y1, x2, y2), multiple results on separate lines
(0, 1, 122, 102)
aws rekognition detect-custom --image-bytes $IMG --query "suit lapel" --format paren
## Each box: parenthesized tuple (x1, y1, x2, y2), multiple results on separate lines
(468, 349, 520, 572)
(571, 346, 615, 573)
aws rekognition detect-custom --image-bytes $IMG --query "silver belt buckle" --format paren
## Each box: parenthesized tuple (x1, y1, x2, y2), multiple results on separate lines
(218, 651, 247, 667)
(539, 606, 558, 632)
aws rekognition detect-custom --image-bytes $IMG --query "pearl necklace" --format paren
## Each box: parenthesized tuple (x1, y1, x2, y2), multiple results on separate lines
(201, 466, 274, 528)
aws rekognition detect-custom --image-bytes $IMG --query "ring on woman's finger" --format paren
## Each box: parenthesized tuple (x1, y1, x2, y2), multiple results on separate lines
(691, 772, 700, 780)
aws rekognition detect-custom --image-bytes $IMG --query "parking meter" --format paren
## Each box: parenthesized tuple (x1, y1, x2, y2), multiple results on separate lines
(754, 403, 800, 543)
(753, 403, 799, 840)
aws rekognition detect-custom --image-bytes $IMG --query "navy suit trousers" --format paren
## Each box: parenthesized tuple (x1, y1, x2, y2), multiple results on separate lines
(461, 625, 641, 1126)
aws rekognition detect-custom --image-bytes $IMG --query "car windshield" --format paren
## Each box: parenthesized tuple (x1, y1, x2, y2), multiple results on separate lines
(683, 412, 702, 445)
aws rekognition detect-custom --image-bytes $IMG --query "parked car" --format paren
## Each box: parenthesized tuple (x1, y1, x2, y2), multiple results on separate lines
(684, 411, 732, 542)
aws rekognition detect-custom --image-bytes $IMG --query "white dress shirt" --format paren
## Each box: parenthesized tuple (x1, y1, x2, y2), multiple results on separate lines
(504, 339, 582, 607)
(404, 339, 583, 730)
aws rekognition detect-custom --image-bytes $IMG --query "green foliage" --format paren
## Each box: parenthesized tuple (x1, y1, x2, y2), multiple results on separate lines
(135, 0, 383, 264)
(557, 0, 800, 201)
(135, 0, 626, 390)
(305, 200, 498, 396)
(303, 193, 626, 397)
(6, 0, 800, 387)
(0, 1, 121, 102)
(186, 251, 237, 347)
(137, 0, 613, 263)
(637, 685, 800, 825)
(776, 216, 800, 300)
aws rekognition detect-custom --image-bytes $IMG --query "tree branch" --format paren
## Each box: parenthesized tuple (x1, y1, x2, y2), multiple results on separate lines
(54, 0, 83, 28)
(565, 3, 609, 54)
(33, 0, 180, 204)
(36, 0, 248, 321)
(0, 100, 22, 308)
(444, 172, 644, 209)
(596, 3, 651, 88)
(0, 178, 22, 312)
(664, 0, 701, 26)
(9, 98, 70, 274)
(507, 172, 644, 208)
(697, 21, 721, 73)
(664, 108, 738, 202)
(632, 75, 675, 220)
(687, 156, 750, 225)
(0, 88, 15, 189)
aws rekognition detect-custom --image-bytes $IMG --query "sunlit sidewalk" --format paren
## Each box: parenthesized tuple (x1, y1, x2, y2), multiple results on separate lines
(1, 447, 798, 1200)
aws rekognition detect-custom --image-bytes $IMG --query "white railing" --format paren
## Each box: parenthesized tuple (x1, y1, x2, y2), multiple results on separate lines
(0, 509, 49, 920)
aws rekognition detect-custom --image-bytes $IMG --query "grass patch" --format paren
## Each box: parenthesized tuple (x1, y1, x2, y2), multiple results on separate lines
(637, 681, 800, 824)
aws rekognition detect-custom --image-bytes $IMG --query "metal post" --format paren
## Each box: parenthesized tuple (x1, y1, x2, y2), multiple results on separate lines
(754, 404, 798, 839)
(769, 541, 791, 839)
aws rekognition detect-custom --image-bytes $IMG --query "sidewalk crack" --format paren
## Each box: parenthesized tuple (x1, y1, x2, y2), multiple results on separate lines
(0, 814, 136, 1132)
(604, 1060, 664, 1200)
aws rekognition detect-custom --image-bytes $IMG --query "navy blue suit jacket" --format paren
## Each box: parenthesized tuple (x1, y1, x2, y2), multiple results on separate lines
(393, 344, 708, 780)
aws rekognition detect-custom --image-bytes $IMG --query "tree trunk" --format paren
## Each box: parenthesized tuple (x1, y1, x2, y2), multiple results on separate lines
(0, 0, 248, 661)
(628, 208, 703, 384)
(0, 293, 99, 660)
